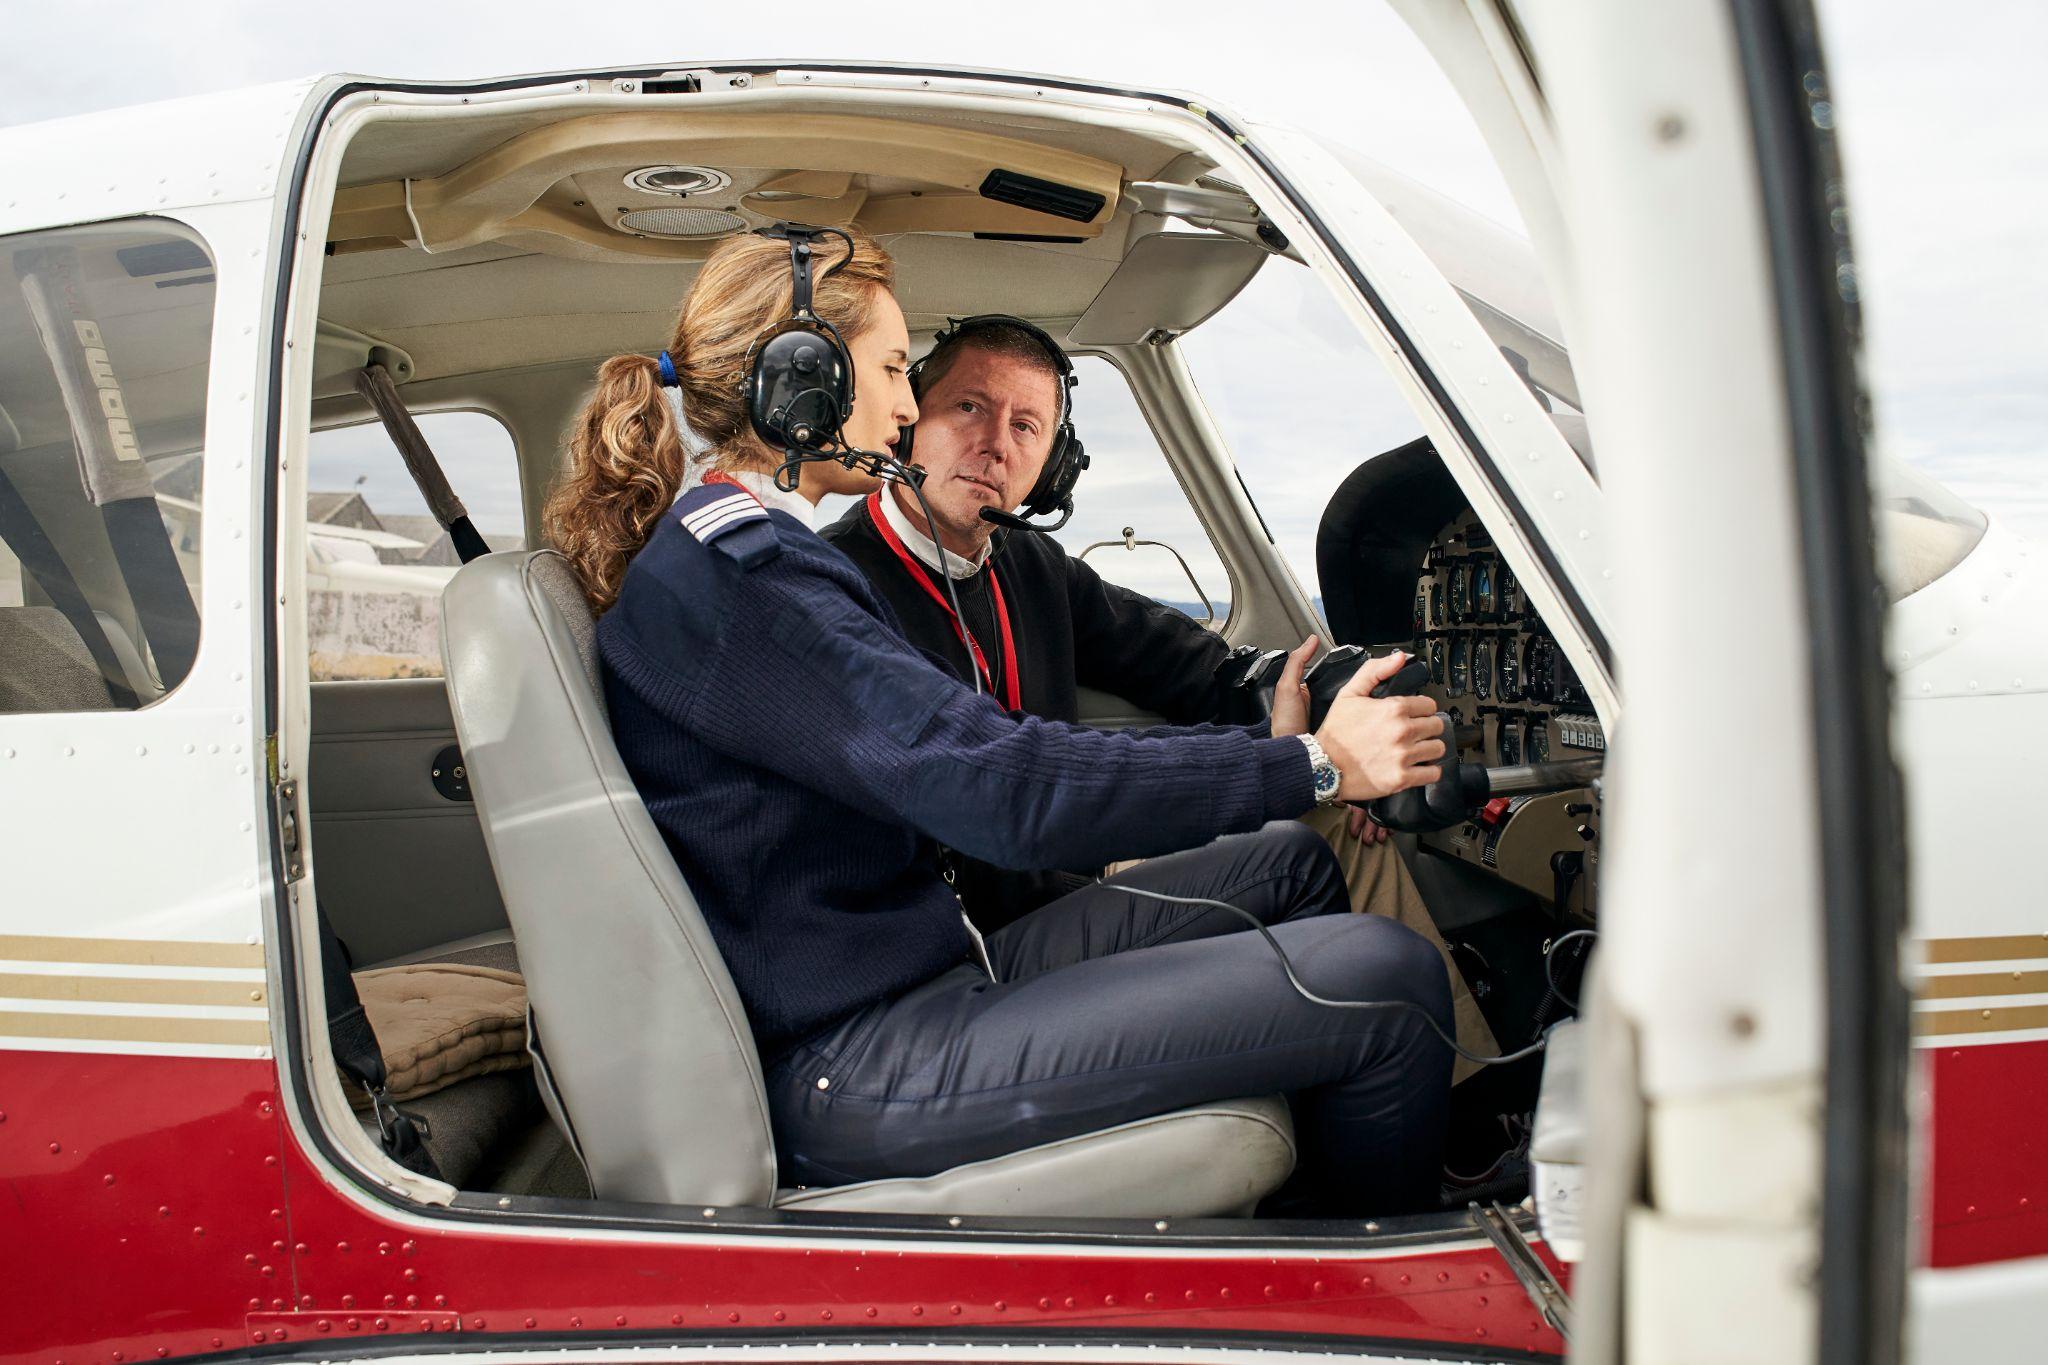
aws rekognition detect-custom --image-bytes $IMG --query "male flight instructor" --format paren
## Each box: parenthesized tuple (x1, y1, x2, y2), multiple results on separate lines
(821, 315, 1497, 1076)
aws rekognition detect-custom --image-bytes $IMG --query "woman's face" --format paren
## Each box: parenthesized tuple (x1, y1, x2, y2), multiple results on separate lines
(815, 287, 918, 497)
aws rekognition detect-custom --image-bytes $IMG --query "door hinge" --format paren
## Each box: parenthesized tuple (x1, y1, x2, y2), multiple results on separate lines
(1473, 1199, 1574, 1344)
(274, 779, 306, 882)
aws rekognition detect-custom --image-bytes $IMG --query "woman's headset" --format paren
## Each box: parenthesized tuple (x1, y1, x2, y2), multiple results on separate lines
(900, 314, 1089, 531)
(744, 222, 857, 457)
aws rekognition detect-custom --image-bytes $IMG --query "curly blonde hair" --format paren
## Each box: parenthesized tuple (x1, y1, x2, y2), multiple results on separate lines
(543, 227, 895, 612)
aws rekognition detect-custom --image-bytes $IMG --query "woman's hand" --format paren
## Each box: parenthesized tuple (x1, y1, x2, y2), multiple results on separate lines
(1313, 650, 1446, 802)
(1267, 636, 1319, 737)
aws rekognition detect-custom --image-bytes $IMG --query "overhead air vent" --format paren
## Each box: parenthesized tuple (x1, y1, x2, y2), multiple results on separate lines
(623, 165, 733, 196)
(617, 207, 750, 239)
(978, 169, 1107, 224)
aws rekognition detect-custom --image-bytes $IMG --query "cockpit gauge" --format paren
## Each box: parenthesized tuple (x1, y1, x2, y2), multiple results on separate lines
(1449, 564, 1472, 621)
(1429, 638, 1447, 685)
(1523, 635, 1554, 704)
(1501, 569, 1522, 618)
(1498, 716, 1523, 766)
(1413, 584, 1428, 635)
(1473, 638, 1494, 700)
(1497, 634, 1523, 702)
(1528, 719, 1551, 764)
(1430, 579, 1445, 627)
(1448, 637, 1470, 697)
(1474, 562, 1496, 619)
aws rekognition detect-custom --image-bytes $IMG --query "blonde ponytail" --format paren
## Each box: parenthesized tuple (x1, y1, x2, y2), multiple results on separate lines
(542, 354, 689, 614)
(546, 226, 895, 612)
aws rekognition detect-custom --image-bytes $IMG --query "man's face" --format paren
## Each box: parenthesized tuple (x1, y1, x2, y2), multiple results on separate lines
(905, 345, 1060, 550)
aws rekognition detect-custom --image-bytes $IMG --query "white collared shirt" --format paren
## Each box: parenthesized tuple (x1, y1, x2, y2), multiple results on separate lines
(879, 483, 991, 580)
(726, 466, 815, 529)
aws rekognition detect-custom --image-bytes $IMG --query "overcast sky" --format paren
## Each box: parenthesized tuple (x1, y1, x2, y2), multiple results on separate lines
(6, 0, 2041, 597)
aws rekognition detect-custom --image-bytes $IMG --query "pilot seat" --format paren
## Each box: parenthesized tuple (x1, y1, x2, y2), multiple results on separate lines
(439, 549, 1296, 1217)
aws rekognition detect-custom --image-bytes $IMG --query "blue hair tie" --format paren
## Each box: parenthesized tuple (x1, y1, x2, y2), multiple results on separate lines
(656, 350, 680, 388)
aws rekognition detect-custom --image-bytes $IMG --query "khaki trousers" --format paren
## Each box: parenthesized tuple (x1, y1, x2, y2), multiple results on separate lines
(1295, 807, 1499, 1084)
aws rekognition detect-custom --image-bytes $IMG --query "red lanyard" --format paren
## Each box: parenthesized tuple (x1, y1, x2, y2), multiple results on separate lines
(866, 490, 1020, 711)
(701, 469, 752, 497)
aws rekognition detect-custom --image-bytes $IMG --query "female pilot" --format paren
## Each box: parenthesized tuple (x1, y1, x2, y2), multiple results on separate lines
(544, 226, 1458, 1215)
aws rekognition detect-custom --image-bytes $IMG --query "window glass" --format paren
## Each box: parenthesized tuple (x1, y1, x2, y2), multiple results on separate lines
(305, 411, 522, 680)
(1179, 257, 1418, 623)
(1045, 355, 1229, 623)
(1318, 140, 1595, 476)
(0, 220, 213, 715)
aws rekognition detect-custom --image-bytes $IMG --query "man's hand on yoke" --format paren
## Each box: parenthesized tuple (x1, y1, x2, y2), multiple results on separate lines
(1314, 650, 1444, 802)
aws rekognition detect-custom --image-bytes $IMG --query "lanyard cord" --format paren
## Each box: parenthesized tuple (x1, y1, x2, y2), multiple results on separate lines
(867, 490, 1021, 711)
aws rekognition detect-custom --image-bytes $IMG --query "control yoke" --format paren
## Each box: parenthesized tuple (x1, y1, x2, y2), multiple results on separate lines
(1299, 647, 1602, 834)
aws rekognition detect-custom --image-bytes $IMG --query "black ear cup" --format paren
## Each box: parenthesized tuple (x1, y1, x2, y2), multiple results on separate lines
(748, 319, 854, 452)
(1023, 432, 1087, 515)
(744, 223, 858, 455)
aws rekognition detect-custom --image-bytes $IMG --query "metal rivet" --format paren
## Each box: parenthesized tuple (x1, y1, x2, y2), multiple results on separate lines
(1154, 1219, 1169, 1231)
(948, 1215, 962, 1227)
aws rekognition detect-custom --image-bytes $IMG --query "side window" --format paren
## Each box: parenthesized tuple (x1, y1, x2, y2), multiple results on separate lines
(1178, 259, 1417, 624)
(305, 411, 522, 680)
(0, 219, 213, 715)
(1047, 355, 1230, 623)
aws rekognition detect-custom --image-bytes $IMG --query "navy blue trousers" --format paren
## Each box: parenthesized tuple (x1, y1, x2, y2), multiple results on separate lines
(765, 821, 1455, 1214)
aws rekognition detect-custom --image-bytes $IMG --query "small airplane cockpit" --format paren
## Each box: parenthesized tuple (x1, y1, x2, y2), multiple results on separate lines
(0, 68, 1985, 1260)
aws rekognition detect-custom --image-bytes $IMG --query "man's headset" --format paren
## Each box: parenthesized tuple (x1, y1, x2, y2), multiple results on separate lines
(899, 314, 1089, 532)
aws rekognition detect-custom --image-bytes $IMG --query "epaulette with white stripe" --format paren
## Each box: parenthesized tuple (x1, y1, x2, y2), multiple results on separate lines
(675, 482, 779, 569)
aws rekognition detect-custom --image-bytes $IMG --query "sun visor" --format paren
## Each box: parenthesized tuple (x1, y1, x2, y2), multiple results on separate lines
(1067, 232, 1266, 347)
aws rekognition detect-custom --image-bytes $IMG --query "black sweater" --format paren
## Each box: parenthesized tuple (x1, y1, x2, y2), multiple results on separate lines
(820, 498, 1241, 927)
(820, 497, 1233, 726)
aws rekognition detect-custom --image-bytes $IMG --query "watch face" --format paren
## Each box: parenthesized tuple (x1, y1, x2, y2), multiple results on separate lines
(1313, 758, 1340, 800)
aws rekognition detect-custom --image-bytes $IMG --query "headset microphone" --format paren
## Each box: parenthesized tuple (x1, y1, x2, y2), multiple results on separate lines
(980, 502, 1071, 534)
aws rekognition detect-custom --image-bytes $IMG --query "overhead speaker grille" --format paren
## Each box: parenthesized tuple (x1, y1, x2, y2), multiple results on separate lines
(617, 206, 749, 239)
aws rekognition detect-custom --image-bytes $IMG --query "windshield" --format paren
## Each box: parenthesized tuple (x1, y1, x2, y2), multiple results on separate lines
(1323, 138, 1987, 596)
(1320, 138, 1595, 476)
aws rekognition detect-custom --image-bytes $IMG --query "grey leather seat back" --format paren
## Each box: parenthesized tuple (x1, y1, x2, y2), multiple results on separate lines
(440, 550, 777, 1206)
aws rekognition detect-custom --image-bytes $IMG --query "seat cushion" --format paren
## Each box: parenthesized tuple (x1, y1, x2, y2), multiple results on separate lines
(776, 1095, 1294, 1219)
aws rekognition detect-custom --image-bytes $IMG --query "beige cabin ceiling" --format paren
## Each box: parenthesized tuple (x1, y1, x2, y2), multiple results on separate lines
(318, 101, 1204, 382)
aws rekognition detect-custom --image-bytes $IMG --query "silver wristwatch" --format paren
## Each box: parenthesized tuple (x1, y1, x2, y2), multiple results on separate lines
(1299, 734, 1343, 807)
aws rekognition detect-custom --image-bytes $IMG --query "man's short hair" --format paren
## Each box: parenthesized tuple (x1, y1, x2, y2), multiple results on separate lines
(914, 321, 1066, 423)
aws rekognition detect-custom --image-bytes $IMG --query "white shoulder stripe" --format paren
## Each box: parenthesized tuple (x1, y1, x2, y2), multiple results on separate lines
(684, 501, 769, 541)
(681, 489, 756, 524)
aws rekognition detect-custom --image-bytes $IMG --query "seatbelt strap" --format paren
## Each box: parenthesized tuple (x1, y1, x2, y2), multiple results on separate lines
(352, 364, 492, 564)
(12, 248, 202, 687)
(315, 904, 441, 1179)
(0, 465, 140, 708)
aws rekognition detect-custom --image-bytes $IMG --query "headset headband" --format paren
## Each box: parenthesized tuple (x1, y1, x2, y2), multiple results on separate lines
(918, 313, 1076, 427)
(754, 221, 853, 320)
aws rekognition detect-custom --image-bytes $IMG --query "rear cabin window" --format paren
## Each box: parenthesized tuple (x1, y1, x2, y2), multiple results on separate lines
(305, 411, 522, 680)
(0, 220, 213, 715)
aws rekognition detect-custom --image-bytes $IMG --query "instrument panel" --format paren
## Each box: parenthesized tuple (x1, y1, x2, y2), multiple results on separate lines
(1409, 511, 1604, 913)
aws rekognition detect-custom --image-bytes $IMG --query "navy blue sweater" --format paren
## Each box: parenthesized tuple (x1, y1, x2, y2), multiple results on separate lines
(597, 505, 1315, 1057)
